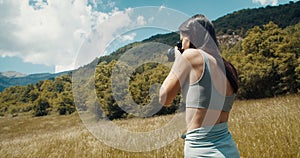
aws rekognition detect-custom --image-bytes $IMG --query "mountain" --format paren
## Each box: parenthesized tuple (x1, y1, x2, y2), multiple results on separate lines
(0, 71, 70, 92)
(213, 1, 300, 35)
(0, 71, 27, 78)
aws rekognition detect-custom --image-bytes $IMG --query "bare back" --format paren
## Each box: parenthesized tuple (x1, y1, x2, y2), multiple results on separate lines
(184, 49, 234, 131)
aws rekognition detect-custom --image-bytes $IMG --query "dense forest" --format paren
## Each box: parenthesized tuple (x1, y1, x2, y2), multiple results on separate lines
(0, 3, 299, 119)
(213, 1, 300, 35)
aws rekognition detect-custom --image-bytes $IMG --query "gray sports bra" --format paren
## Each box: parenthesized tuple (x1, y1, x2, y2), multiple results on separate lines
(183, 51, 235, 112)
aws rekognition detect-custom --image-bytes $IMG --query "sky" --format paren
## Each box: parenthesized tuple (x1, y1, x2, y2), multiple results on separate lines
(0, 0, 298, 74)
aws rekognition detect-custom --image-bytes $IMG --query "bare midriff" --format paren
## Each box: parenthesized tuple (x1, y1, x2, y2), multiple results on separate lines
(186, 108, 229, 131)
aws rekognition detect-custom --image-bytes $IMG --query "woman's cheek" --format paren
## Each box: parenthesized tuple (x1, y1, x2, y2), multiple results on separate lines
(182, 40, 190, 50)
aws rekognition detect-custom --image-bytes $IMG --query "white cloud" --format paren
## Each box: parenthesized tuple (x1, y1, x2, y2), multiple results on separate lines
(120, 33, 137, 42)
(252, 0, 278, 6)
(0, 0, 146, 73)
(136, 16, 146, 26)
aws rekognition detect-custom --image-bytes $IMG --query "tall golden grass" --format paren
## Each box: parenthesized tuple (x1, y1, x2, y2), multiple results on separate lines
(0, 95, 299, 158)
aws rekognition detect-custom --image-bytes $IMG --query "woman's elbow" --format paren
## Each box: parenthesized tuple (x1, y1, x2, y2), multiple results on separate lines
(159, 90, 171, 106)
(159, 93, 166, 106)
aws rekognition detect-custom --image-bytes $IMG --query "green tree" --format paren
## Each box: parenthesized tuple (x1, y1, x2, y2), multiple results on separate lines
(95, 60, 126, 119)
(236, 22, 300, 98)
(33, 96, 51, 116)
(56, 92, 75, 115)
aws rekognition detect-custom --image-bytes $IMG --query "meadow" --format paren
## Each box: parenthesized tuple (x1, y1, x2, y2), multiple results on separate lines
(0, 95, 299, 158)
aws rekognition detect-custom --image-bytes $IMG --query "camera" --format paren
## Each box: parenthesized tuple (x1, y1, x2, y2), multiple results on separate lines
(166, 41, 184, 62)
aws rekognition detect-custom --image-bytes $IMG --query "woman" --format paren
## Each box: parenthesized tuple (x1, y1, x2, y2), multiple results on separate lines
(159, 14, 240, 157)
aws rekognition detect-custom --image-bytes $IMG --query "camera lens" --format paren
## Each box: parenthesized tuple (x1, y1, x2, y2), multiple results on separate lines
(166, 41, 184, 62)
(176, 41, 184, 53)
(167, 47, 175, 62)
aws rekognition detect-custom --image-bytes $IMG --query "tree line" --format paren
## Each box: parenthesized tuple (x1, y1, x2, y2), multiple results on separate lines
(0, 74, 75, 117)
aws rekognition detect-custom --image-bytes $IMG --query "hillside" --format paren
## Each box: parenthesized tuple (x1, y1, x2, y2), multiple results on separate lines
(98, 1, 300, 63)
(97, 32, 179, 64)
(213, 1, 300, 35)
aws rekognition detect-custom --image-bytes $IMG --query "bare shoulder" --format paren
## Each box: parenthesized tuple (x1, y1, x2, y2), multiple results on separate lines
(182, 48, 204, 65)
(181, 49, 205, 83)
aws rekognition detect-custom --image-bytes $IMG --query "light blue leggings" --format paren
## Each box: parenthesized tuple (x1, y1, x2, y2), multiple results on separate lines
(184, 122, 240, 158)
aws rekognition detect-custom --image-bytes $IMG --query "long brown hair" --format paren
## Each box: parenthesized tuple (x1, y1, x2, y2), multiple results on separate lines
(179, 14, 239, 93)
(223, 58, 239, 93)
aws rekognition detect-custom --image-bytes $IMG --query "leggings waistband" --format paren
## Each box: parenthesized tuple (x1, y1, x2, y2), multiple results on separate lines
(182, 122, 229, 139)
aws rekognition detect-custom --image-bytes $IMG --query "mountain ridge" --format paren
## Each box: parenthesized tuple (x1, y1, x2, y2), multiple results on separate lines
(0, 71, 27, 78)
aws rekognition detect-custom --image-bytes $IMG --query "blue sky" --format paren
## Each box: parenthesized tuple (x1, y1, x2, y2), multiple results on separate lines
(0, 0, 297, 74)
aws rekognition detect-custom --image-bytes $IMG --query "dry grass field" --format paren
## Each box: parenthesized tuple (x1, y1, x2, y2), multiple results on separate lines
(0, 94, 299, 158)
